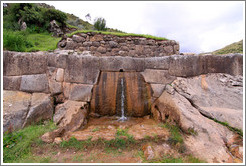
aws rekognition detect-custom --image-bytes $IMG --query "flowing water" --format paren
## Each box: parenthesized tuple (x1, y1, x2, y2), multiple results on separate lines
(118, 78, 127, 121)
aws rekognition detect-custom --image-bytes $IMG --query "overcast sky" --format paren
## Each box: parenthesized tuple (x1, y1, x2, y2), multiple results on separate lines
(46, 1, 244, 53)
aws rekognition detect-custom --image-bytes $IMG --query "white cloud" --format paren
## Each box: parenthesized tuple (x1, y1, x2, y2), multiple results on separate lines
(46, 1, 244, 53)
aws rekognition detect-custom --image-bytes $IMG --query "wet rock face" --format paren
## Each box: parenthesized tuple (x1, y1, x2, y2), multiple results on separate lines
(90, 72, 152, 117)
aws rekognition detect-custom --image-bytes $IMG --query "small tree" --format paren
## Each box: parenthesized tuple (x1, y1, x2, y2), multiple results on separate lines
(93, 17, 106, 31)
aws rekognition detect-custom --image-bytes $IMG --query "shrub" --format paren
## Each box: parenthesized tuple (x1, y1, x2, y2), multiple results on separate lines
(4, 3, 68, 31)
(44, 8, 67, 26)
(3, 30, 33, 52)
(93, 17, 106, 31)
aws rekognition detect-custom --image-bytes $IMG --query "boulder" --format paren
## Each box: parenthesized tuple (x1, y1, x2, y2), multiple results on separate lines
(41, 128, 65, 143)
(58, 102, 88, 131)
(23, 93, 54, 127)
(109, 41, 118, 48)
(72, 35, 85, 43)
(151, 90, 235, 163)
(3, 76, 21, 90)
(141, 69, 176, 84)
(49, 20, 63, 37)
(172, 73, 243, 130)
(20, 22, 27, 31)
(3, 91, 31, 133)
(20, 74, 49, 93)
(97, 46, 107, 53)
(53, 100, 86, 125)
(42, 101, 88, 143)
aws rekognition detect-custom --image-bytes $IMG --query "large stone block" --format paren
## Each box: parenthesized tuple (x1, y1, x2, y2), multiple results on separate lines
(49, 80, 63, 95)
(69, 84, 93, 102)
(150, 84, 166, 98)
(144, 56, 170, 70)
(3, 51, 47, 76)
(141, 69, 176, 84)
(99, 56, 145, 72)
(3, 90, 31, 132)
(168, 54, 201, 77)
(23, 93, 54, 127)
(3, 76, 21, 90)
(64, 53, 100, 84)
(169, 54, 243, 77)
(47, 52, 68, 68)
(20, 74, 49, 93)
(200, 54, 243, 76)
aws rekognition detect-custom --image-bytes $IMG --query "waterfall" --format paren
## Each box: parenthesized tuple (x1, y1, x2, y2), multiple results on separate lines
(118, 78, 127, 121)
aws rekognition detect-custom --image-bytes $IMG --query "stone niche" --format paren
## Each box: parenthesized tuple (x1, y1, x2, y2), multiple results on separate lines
(90, 71, 152, 117)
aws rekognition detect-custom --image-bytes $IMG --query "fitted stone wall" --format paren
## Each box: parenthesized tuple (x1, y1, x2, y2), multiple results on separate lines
(58, 32, 180, 57)
(3, 50, 243, 131)
(3, 49, 243, 103)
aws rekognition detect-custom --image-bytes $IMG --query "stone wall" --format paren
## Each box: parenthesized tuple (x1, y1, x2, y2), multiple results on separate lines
(58, 32, 180, 57)
(3, 50, 243, 132)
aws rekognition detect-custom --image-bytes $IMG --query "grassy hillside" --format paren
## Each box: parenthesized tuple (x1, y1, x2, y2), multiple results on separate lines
(211, 40, 243, 55)
(3, 3, 168, 52)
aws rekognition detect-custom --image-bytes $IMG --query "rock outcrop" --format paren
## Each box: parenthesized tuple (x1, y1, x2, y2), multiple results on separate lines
(49, 20, 63, 37)
(172, 73, 243, 130)
(3, 91, 54, 133)
(151, 73, 243, 162)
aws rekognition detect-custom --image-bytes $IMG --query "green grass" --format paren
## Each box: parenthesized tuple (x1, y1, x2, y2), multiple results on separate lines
(91, 127, 99, 132)
(213, 119, 243, 136)
(212, 40, 243, 55)
(3, 121, 56, 163)
(72, 153, 84, 162)
(148, 155, 205, 163)
(3, 29, 61, 52)
(25, 33, 61, 52)
(67, 30, 168, 40)
(159, 123, 184, 145)
(60, 128, 136, 150)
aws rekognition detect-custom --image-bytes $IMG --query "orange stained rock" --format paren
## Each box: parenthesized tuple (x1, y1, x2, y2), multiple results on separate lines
(90, 72, 152, 117)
